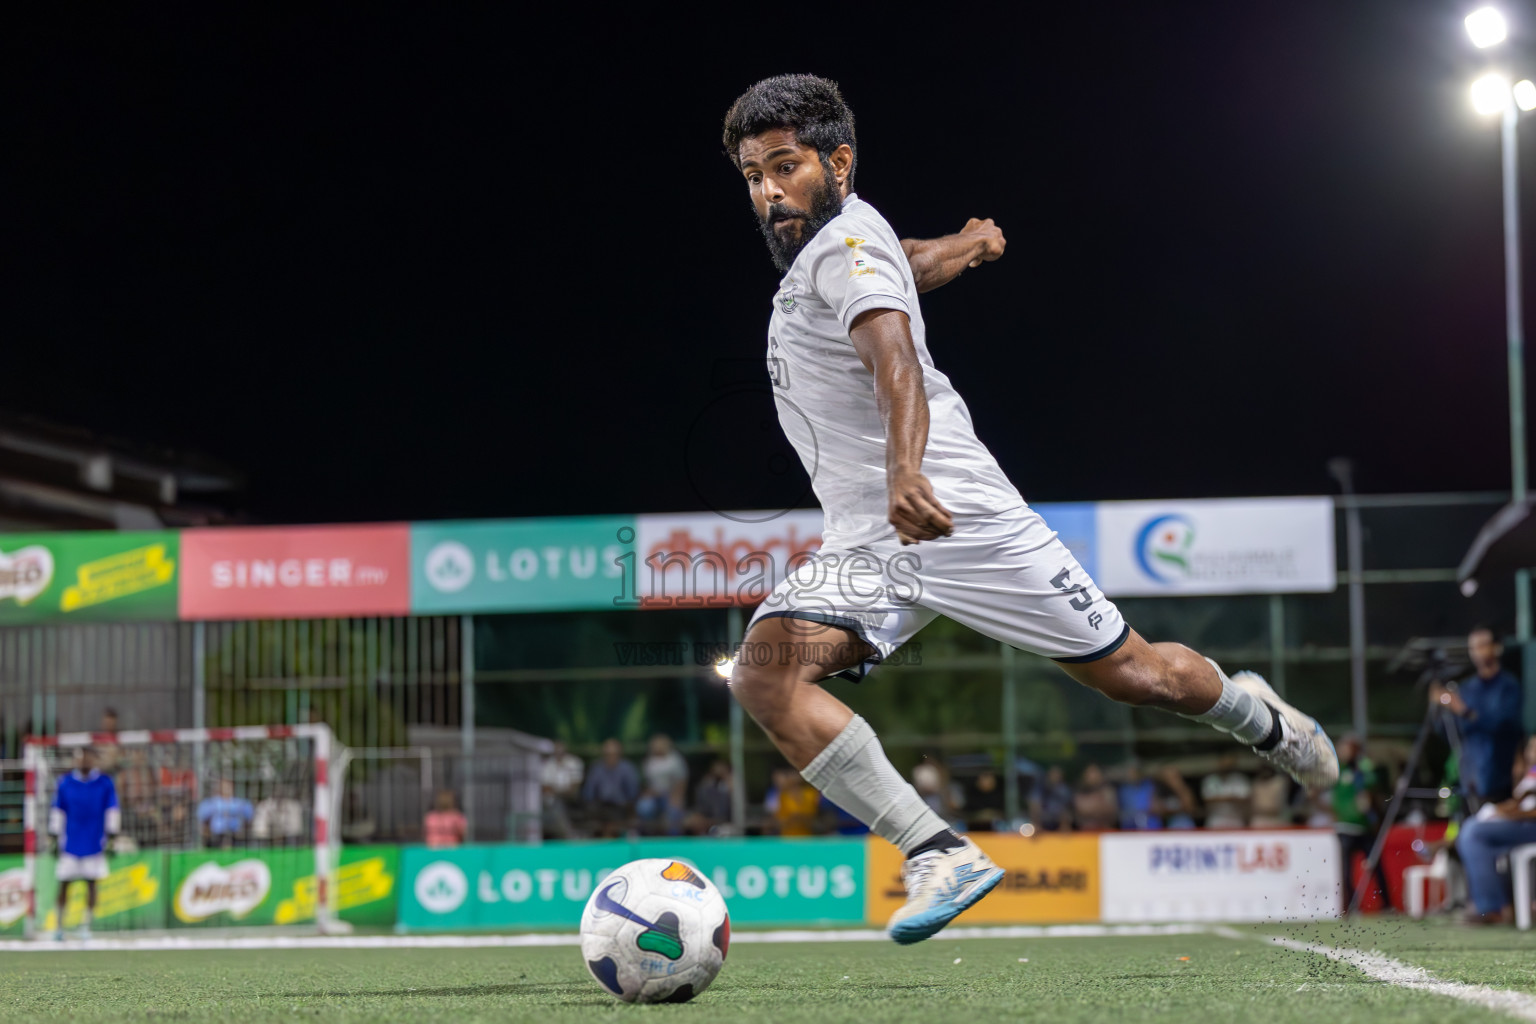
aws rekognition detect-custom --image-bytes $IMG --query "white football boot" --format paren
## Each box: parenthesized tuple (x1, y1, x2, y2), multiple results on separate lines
(886, 836, 1005, 945)
(1230, 670, 1339, 789)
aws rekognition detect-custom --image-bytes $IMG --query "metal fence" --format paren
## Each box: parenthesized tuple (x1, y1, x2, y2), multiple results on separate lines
(339, 739, 545, 845)
(0, 616, 466, 851)
(1, 493, 1531, 844)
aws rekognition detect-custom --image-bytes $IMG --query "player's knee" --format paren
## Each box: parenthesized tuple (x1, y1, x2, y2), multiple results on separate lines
(728, 662, 797, 732)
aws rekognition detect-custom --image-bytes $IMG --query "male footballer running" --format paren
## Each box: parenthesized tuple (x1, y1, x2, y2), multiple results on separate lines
(720, 74, 1339, 945)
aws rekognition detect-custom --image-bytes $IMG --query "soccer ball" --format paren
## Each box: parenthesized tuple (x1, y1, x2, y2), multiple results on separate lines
(579, 858, 730, 1004)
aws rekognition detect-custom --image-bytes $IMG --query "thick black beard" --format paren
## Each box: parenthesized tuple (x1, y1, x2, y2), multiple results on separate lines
(758, 164, 845, 274)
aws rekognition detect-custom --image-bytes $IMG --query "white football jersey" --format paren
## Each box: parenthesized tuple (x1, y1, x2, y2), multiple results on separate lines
(766, 193, 1024, 549)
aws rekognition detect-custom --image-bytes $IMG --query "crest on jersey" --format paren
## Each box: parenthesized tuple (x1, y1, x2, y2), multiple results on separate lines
(777, 278, 797, 314)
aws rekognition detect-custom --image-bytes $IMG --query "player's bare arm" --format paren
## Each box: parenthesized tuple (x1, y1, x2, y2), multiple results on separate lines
(849, 307, 955, 545)
(900, 218, 1007, 293)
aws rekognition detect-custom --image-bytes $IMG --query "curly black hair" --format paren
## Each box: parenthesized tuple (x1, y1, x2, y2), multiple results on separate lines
(722, 74, 856, 189)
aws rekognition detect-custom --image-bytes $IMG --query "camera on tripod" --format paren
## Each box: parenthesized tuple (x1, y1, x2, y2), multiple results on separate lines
(1388, 638, 1471, 694)
(1344, 638, 1478, 915)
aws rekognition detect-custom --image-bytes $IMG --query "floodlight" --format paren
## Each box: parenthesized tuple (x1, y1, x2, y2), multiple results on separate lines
(1466, 7, 1509, 48)
(1516, 79, 1536, 110)
(713, 656, 735, 681)
(1472, 72, 1512, 115)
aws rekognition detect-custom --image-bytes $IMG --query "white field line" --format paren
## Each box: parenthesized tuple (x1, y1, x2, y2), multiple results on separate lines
(0, 922, 1212, 954)
(1213, 925, 1536, 1022)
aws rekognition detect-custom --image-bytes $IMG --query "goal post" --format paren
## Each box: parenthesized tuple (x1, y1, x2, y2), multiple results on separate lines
(21, 723, 342, 939)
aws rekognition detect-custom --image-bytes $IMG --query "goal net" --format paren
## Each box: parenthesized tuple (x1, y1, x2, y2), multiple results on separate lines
(21, 724, 342, 938)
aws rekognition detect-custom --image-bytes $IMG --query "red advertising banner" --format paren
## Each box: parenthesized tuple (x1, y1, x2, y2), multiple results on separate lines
(632, 511, 823, 608)
(179, 524, 411, 620)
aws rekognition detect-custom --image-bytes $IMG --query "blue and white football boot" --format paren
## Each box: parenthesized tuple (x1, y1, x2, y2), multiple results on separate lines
(1231, 670, 1339, 790)
(886, 837, 1005, 945)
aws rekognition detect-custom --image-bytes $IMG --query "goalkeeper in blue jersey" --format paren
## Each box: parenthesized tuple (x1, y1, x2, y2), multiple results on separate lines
(49, 746, 119, 940)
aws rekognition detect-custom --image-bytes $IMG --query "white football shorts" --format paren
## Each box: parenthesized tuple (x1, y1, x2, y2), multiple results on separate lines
(747, 504, 1128, 679)
(56, 853, 110, 881)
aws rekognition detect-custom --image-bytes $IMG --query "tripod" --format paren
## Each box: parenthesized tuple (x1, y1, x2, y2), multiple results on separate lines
(1345, 646, 1469, 917)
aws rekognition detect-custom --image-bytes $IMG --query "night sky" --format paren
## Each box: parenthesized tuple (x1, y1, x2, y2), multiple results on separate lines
(8, 3, 1532, 524)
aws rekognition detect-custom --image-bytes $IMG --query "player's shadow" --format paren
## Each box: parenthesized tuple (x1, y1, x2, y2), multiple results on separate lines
(280, 982, 598, 1000)
(727, 981, 943, 997)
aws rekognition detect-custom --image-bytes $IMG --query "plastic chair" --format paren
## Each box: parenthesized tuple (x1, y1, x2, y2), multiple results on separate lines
(1404, 847, 1450, 919)
(1513, 843, 1536, 931)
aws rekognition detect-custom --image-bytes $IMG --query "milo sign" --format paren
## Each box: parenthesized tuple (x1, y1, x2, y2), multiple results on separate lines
(0, 531, 179, 624)
(0, 864, 28, 932)
(174, 858, 272, 923)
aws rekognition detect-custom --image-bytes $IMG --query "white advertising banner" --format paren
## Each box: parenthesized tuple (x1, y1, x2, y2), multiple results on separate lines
(633, 511, 824, 607)
(1094, 497, 1335, 596)
(1099, 830, 1340, 922)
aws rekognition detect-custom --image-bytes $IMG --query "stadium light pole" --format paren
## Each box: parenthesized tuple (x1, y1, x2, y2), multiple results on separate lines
(724, 607, 747, 832)
(1466, 8, 1534, 643)
(1328, 458, 1370, 742)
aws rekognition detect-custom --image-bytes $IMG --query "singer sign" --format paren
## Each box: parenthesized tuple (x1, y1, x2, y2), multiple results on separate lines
(179, 524, 411, 619)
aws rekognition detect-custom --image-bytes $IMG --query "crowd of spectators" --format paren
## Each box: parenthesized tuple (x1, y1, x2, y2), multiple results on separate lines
(915, 755, 1319, 835)
(536, 733, 741, 839)
(529, 731, 1380, 840)
(536, 732, 881, 839)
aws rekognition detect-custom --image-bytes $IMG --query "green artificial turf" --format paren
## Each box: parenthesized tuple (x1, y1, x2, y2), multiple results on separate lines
(2, 924, 1535, 1024)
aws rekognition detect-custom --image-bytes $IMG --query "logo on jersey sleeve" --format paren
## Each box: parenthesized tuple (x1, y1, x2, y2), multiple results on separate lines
(845, 237, 875, 278)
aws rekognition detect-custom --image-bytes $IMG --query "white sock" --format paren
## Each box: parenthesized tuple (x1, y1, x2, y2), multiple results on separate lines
(1181, 658, 1275, 746)
(801, 715, 949, 855)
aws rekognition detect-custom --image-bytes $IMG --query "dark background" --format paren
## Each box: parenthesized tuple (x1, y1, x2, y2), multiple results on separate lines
(7, 2, 1530, 524)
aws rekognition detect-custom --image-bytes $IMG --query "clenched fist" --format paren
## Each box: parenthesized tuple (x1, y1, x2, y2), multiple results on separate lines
(889, 468, 955, 545)
(960, 217, 1006, 268)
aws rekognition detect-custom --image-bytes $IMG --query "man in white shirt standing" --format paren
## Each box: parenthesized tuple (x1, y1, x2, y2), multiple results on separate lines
(1200, 753, 1254, 830)
(719, 74, 1340, 945)
(540, 741, 584, 839)
(638, 734, 689, 836)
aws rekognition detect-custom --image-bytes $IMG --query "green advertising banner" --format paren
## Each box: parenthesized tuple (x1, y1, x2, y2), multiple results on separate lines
(0, 854, 28, 935)
(28, 852, 168, 933)
(398, 837, 866, 932)
(410, 517, 636, 614)
(166, 846, 397, 928)
(5, 846, 397, 934)
(276, 845, 399, 927)
(0, 530, 179, 623)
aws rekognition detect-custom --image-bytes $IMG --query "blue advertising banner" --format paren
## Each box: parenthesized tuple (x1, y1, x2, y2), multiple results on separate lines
(1031, 502, 1098, 580)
